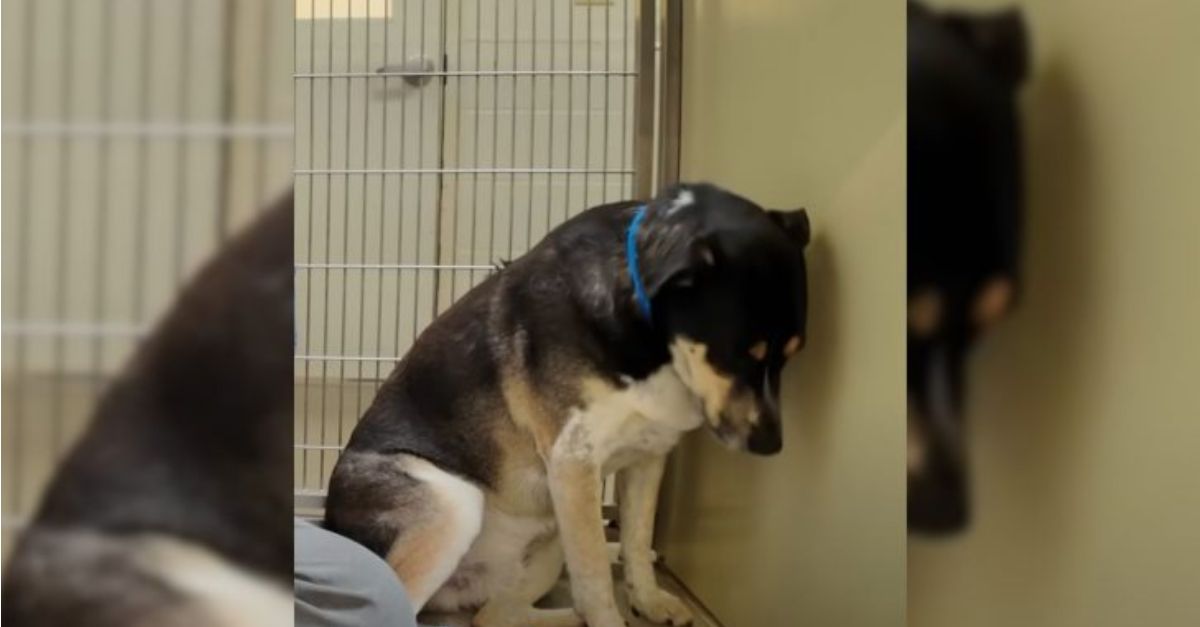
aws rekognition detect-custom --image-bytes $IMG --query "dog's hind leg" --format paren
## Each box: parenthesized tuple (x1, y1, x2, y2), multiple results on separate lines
(383, 455, 486, 610)
(472, 539, 583, 627)
(326, 452, 484, 612)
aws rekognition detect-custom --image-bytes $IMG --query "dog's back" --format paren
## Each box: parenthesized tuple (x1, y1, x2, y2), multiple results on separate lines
(1, 194, 294, 626)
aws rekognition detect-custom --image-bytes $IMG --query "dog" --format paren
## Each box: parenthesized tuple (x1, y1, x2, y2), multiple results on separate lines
(325, 183, 810, 627)
(1, 194, 294, 626)
(907, 1, 1029, 534)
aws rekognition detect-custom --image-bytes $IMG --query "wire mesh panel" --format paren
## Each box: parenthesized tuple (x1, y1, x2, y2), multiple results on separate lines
(294, 0, 647, 497)
(0, 0, 292, 553)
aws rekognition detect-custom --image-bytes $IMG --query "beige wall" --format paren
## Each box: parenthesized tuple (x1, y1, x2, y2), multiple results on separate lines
(909, 1, 1200, 626)
(655, 1, 907, 625)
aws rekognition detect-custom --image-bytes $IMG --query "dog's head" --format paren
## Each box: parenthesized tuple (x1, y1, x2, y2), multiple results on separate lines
(908, 2, 1028, 534)
(639, 183, 810, 455)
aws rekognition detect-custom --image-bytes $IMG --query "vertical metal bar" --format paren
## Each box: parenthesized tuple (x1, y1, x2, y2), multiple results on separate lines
(632, 0, 655, 199)
(392, 0, 412, 361)
(469, 0, 481, 287)
(337, 0, 357, 451)
(50, 0, 78, 454)
(373, 0, 392, 390)
(582, 0, 592, 213)
(526, 0, 538, 249)
(173, 0, 194, 286)
(316, 0, 340, 482)
(409, 0, 430, 350)
(10, 0, 39, 514)
(91, 0, 115, 392)
(354, 0, 373, 416)
(253, 0, 274, 209)
(658, 0, 683, 188)
(602, 0, 611, 203)
(564, 1, 574, 224)
(429, 0, 449, 322)
(449, 0, 465, 301)
(318, 0, 337, 485)
(301, 0, 317, 494)
(486, 0, 499, 269)
(507, 0, 519, 259)
(543, 0, 556, 235)
(620, 0, 629, 198)
(215, 0, 237, 240)
(131, 0, 154, 331)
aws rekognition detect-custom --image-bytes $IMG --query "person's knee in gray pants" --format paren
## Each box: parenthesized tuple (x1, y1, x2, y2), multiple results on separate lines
(294, 518, 418, 627)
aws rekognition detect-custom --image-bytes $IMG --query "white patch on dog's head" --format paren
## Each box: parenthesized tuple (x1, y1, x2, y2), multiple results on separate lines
(665, 188, 695, 215)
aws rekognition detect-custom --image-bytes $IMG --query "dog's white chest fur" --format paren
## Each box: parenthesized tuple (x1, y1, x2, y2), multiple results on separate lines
(554, 365, 704, 473)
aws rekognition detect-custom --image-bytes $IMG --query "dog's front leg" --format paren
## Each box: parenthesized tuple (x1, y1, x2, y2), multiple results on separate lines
(617, 455, 693, 626)
(548, 454, 626, 627)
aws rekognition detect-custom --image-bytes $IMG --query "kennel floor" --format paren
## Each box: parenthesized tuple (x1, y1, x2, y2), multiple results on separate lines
(419, 562, 722, 627)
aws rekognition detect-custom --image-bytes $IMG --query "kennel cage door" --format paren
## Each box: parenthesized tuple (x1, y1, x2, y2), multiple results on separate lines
(294, 0, 641, 512)
(434, 0, 640, 311)
(294, 0, 447, 495)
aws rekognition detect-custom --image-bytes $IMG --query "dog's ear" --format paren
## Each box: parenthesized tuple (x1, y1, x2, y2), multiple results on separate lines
(768, 208, 811, 249)
(645, 236, 717, 296)
(942, 7, 1029, 88)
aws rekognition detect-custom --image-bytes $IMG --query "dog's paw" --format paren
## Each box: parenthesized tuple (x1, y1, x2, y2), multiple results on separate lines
(628, 587, 693, 626)
(584, 611, 628, 627)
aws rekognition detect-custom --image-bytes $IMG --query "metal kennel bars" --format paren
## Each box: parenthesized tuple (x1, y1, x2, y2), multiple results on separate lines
(0, 0, 293, 548)
(293, 0, 682, 504)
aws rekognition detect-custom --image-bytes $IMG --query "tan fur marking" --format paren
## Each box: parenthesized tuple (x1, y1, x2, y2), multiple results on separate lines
(499, 368, 562, 458)
(749, 340, 768, 361)
(909, 288, 943, 337)
(973, 276, 1014, 329)
(783, 335, 804, 357)
(907, 406, 927, 476)
(386, 519, 452, 600)
(670, 338, 734, 426)
(577, 376, 617, 404)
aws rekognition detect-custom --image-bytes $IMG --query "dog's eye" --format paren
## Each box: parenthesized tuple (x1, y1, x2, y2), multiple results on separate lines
(748, 340, 768, 361)
(908, 288, 943, 337)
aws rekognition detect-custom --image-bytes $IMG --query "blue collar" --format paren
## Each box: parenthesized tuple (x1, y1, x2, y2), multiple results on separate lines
(626, 205, 653, 321)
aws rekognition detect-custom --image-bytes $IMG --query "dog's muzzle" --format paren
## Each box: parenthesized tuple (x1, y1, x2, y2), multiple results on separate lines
(746, 417, 783, 455)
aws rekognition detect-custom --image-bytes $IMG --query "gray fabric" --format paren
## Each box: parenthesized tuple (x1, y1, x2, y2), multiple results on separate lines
(293, 518, 418, 627)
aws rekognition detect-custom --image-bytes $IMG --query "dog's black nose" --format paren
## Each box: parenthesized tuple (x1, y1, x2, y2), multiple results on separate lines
(746, 421, 783, 455)
(908, 471, 970, 534)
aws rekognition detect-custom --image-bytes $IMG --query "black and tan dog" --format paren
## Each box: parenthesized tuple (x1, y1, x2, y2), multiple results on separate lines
(1, 194, 294, 626)
(325, 183, 810, 627)
(908, 1, 1029, 534)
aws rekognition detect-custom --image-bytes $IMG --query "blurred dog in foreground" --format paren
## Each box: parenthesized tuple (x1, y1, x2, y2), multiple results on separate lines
(908, 1, 1029, 534)
(2, 193, 294, 626)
